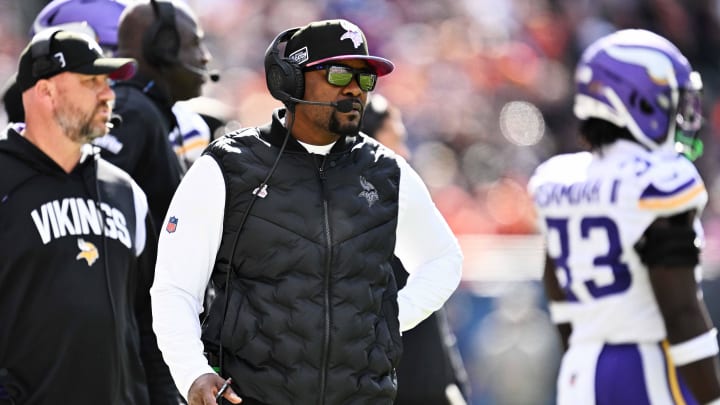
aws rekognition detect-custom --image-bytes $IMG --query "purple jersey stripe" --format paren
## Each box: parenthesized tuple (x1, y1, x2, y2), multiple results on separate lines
(640, 178, 696, 199)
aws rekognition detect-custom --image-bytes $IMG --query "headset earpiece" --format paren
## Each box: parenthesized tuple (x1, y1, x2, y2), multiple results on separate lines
(142, 0, 180, 68)
(264, 28, 304, 104)
(30, 29, 64, 78)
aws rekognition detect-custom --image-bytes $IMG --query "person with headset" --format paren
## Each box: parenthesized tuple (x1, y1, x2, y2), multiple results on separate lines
(2, 0, 131, 124)
(361, 93, 470, 405)
(150, 19, 463, 405)
(0, 30, 178, 404)
(95, 0, 214, 232)
(529, 29, 720, 404)
(2, 0, 214, 174)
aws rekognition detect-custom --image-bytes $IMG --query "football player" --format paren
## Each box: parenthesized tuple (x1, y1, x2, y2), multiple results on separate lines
(529, 29, 720, 404)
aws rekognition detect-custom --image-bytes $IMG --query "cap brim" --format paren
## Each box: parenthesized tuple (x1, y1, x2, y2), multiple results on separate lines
(72, 58, 137, 80)
(307, 55, 394, 76)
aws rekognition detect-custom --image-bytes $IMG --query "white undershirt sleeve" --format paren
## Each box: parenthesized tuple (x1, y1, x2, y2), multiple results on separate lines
(394, 157, 463, 331)
(150, 155, 225, 401)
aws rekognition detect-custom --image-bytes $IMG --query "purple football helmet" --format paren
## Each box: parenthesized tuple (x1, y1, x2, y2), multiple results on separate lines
(31, 0, 131, 53)
(574, 29, 703, 153)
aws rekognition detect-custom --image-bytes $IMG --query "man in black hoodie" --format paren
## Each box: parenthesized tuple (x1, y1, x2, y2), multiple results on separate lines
(0, 30, 177, 404)
(1, 0, 215, 234)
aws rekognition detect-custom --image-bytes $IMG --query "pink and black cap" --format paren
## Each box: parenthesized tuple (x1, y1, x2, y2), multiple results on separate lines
(284, 19, 394, 76)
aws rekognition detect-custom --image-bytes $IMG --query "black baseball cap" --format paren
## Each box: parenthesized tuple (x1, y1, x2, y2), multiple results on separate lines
(17, 29, 136, 92)
(284, 19, 394, 76)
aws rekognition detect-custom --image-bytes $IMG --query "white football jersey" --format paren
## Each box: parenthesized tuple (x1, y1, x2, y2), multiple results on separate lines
(528, 139, 707, 345)
(170, 102, 211, 166)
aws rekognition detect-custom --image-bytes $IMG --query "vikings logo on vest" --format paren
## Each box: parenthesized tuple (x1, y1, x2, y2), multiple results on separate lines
(359, 176, 378, 207)
(76, 238, 99, 266)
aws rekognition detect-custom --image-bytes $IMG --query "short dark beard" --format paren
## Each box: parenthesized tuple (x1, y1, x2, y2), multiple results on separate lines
(328, 113, 360, 136)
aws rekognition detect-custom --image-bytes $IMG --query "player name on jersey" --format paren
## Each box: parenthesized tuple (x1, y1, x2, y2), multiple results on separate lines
(533, 179, 607, 207)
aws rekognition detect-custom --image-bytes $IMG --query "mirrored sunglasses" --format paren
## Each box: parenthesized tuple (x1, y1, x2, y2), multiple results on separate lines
(305, 64, 377, 92)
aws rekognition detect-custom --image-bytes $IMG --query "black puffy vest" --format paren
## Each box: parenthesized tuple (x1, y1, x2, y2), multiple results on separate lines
(202, 110, 402, 405)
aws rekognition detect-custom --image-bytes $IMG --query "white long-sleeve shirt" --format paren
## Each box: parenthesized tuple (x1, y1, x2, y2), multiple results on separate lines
(150, 142, 463, 399)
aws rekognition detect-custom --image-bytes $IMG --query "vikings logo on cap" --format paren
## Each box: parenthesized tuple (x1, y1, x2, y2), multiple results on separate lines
(338, 20, 364, 49)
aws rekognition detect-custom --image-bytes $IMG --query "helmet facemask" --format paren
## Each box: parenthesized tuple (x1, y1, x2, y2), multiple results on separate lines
(674, 72, 704, 160)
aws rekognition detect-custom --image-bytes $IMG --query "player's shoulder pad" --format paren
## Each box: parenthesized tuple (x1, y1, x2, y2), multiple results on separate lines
(635, 153, 706, 215)
(528, 152, 592, 193)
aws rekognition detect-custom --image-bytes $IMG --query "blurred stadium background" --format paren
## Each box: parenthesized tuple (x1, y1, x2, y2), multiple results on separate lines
(5, 0, 720, 403)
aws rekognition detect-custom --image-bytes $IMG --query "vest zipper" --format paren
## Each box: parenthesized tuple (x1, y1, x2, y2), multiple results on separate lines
(318, 157, 332, 405)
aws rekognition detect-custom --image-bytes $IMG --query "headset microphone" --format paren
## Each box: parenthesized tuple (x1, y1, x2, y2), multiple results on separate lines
(180, 62, 221, 82)
(106, 113, 123, 129)
(281, 93, 356, 113)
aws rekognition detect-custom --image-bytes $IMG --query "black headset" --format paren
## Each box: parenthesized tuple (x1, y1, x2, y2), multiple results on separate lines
(264, 27, 304, 104)
(142, 0, 180, 67)
(30, 29, 64, 78)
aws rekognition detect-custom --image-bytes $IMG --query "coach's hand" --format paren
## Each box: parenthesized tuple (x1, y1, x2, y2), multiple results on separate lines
(188, 373, 242, 404)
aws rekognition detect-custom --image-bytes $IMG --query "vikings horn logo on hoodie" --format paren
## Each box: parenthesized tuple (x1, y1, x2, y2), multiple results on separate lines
(76, 238, 99, 266)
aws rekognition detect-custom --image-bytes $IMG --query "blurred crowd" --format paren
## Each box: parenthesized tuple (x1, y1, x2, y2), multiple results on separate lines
(5, 0, 720, 403)
(5, 0, 720, 240)
(181, 0, 720, 242)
